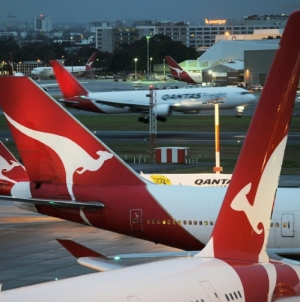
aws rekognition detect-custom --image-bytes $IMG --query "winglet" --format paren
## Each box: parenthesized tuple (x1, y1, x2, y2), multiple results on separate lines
(198, 10, 300, 263)
(57, 239, 108, 259)
(51, 60, 89, 98)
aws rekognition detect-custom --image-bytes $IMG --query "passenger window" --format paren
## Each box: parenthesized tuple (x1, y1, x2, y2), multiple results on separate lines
(199, 221, 203, 225)
(167, 220, 171, 225)
(152, 219, 156, 224)
(157, 219, 161, 224)
(204, 221, 208, 226)
(178, 220, 181, 226)
(147, 219, 150, 224)
(283, 222, 287, 228)
(194, 220, 197, 225)
(210, 221, 214, 226)
(183, 220, 187, 225)
(188, 220, 192, 225)
(275, 222, 280, 228)
(270, 222, 274, 227)
(173, 219, 177, 225)
(162, 219, 166, 225)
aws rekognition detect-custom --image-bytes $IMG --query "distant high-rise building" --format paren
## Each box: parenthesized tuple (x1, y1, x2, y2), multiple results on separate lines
(33, 15, 52, 32)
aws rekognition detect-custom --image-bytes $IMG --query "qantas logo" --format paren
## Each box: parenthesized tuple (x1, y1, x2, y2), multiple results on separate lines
(0, 156, 24, 184)
(230, 183, 263, 234)
(4, 113, 113, 200)
(169, 66, 184, 77)
(195, 178, 230, 186)
(161, 92, 227, 101)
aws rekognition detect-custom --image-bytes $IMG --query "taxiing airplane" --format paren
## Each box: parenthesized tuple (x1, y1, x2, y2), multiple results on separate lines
(30, 51, 98, 78)
(0, 10, 299, 301)
(51, 59, 255, 121)
(165, 55, 203, 84)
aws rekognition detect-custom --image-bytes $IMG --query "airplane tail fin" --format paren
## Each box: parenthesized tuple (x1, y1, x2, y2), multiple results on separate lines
(8, 52, 13, 76)
(0, 141, 28, 195)
(51, 60, 89, 99)
(198, 10, 300, 263)
(0, 77, 144, 200)
(85, 51, 97, 70)
(165, 56, 184, 77)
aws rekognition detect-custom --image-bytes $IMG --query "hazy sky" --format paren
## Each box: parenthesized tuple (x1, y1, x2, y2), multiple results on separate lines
(2, 0, 300, 24)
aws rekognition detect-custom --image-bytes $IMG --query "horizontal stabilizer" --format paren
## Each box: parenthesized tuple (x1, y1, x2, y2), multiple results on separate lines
(0, 196, 104, 209)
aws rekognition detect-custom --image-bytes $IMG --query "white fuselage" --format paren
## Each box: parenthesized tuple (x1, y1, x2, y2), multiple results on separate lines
(86, 86, 256, 115)
(1, 253, 300, 301)
(12, 181, 300, 251)
(31, 66, 87, 77)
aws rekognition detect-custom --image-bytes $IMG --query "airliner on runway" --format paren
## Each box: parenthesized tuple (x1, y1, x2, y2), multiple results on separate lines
(0, 10, 300, 301)
(51, 60, 256, 121)
(30, 52, 98, 78)
(165, 55, 202, 84)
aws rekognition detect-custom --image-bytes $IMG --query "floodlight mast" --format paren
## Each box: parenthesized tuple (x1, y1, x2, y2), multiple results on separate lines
(147, 86, 157, 162)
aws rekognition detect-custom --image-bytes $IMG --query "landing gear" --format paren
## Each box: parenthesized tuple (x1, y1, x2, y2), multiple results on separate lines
(138, 116, 167, 123)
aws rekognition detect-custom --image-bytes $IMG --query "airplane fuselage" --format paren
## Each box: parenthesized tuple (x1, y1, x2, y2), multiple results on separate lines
(12, 181, 300, 253)
(66, 86, 255, 116)
(31, 66, 88, 77)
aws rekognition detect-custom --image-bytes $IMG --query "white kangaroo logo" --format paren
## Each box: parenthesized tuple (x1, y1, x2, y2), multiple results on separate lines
(169, 65, 184, 77)
(0, 156, 23, 184)
(231, 182, 263, 234)
(4, 113, 113, 200)
(230, 136, 287, 262)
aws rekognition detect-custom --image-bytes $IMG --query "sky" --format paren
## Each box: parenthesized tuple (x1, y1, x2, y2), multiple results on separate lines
(1, 0, 300, 24)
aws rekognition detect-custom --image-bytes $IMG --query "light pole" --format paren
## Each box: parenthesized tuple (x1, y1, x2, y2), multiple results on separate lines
(146, 35, 150, 79)
(71, 36, 73, 74)
(163, 58, 165, 76)
(134, 58, 138, 80)
(150, 57, 153, 75)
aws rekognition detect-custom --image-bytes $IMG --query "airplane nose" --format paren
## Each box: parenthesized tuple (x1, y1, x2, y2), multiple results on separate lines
(248, 93, 257, 103)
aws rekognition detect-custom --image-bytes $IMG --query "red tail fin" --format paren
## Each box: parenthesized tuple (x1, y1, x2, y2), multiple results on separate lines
(85, 51, 97, 70)
(0, 77, 144, 200)
(165, 56, 185, 78)
(51, 60, 89, 98)
(198, 10, 300, 263)
(8, 52, 13, 76)
(0, 141, 28, 195)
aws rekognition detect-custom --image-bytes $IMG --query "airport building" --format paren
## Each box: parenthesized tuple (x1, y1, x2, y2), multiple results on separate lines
(92, 14, 287, 53)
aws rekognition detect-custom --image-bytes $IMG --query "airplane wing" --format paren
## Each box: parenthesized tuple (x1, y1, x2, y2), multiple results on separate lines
(57, 239, 197, 272)
(58, 239, 300, 273)
(0, 196, 104, 209)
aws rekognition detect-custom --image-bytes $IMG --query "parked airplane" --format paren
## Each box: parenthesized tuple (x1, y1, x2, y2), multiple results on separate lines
(51, 60, 256, 121)
(0, 16, 299, 257)
(165, 55, 202, 84)
(0, 10, 299, 301)
(0, 142, 28, 195)
(30, 51, 98, 78)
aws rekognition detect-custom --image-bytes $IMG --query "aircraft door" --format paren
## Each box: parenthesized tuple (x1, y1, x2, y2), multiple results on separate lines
(130, 209, 143, 232)
(199, 281, 221, 302)
(281, 213, 294, 237)
(127, 296, 141, 302)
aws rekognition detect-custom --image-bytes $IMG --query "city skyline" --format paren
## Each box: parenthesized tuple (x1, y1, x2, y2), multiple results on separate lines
(1, 0, 299, 25)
